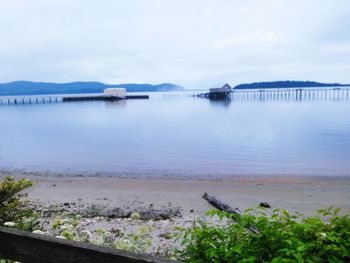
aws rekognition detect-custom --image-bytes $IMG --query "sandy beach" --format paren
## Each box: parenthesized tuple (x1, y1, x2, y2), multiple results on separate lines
(3, 172, 350, 216)
(2, 172, 350, 256)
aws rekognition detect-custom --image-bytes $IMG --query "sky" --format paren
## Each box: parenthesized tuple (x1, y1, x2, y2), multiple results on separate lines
(0, 0, 349, 88)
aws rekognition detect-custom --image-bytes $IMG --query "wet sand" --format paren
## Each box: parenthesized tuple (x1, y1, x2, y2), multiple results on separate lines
(3, 172, 350, 216)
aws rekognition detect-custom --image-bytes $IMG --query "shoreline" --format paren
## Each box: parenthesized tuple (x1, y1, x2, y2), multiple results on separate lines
(2, 171, 350, 216)
(2, 166, 350, 180)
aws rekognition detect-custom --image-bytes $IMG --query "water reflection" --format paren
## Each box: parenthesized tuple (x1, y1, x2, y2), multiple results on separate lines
(209, 99, 231, 108)
(104, 100, 127, 109)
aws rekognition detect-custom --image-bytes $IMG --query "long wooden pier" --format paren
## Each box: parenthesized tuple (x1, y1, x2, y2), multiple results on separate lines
(231, 87, 350, 101)
(196, 87, 350, 101)
(1, 88, 350, 106)
(0, 95, 63, 105)
(0, 94, 149, 106)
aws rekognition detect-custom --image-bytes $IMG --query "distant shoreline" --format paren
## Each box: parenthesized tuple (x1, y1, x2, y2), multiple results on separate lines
(1, 80, 350, 96)
(234, 80, 350, 90)
(0, 81, 184, 96)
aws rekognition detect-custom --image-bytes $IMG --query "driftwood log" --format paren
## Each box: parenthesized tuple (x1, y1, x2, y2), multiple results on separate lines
(202, 193, 259, 234)
(202, 193, 242, 214)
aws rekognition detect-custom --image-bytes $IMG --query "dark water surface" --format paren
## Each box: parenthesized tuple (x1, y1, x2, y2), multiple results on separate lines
(1, 91, 349, 177)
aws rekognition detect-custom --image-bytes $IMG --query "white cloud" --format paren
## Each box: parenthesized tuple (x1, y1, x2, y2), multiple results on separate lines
(0, 0, 349, 88)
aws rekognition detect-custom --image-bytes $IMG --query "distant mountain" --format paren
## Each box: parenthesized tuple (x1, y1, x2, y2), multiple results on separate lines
(234, 81, 349, 90)
(0, 81, 184, 96)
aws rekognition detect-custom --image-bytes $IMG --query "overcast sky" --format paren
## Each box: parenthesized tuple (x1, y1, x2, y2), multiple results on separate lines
(0, 0, 349, 88)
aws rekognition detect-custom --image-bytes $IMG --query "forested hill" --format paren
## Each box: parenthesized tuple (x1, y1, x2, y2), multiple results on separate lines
(234, 81, 349, 90)
(0, 81, 184, 96)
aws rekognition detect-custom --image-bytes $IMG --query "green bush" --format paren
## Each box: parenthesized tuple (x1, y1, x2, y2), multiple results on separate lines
(0, 176, 39, 231)
(177, 207, 350, 262)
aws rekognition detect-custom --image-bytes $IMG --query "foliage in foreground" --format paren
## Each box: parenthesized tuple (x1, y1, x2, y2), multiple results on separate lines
(0, 176, 39, 231)
(50, 213, 155, 254)
(177, 207, 350, 263)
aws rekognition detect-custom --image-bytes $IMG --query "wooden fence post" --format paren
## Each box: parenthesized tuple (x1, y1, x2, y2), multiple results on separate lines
(0, 227, 179, 263)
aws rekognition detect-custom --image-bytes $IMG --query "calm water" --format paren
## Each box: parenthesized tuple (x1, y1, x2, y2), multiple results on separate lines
(1, 90, 350, 177)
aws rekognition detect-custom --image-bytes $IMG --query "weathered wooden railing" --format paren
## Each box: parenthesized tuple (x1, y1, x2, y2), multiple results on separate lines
(0, 227, 179, 263)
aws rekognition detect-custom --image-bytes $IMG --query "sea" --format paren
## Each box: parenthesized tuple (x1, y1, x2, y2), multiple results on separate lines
(1, 89, 349, 178)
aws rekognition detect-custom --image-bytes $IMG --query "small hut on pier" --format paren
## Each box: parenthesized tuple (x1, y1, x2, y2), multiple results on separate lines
(209, 83, 232, 99)
(104, 88, 127, 98)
